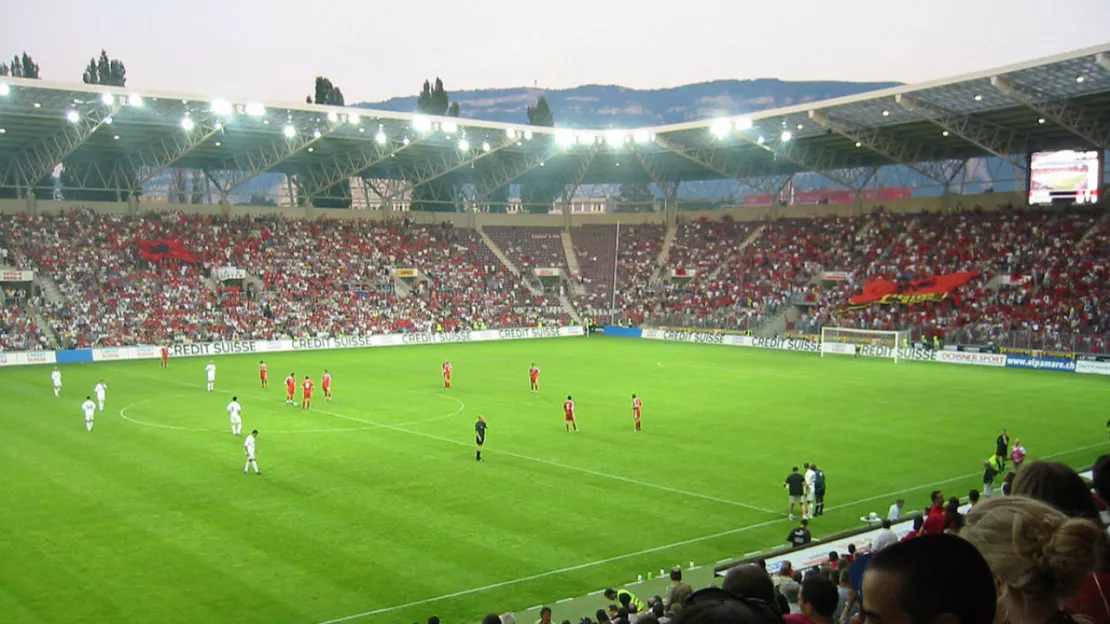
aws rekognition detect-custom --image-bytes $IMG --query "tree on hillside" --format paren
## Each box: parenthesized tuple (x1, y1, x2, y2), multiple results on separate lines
(61, 51, 131, 201)
(298, 75, 351, 208)
(411, 78, 462, 212)
(0, 52, 40, 78)
(312, 76, 345, 106)
(520, 96, 557, 214)
(82, 50, 126, 86)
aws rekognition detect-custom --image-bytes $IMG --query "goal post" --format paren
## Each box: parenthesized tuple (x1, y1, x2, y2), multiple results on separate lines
(819, 327, 912, 362)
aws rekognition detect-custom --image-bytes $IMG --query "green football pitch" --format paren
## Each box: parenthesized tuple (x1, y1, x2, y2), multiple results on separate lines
(2, 336, 1107, 624)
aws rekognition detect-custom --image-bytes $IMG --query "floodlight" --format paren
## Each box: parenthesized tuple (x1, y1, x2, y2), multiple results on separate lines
(1076, 76, 1085, 83)
(942, 130, 950, 137)
(796, 123, 804, 130)
(757, 136, 765, 145)
(780, 130, 792, 142)
(0, 128, 6, 134)
(881, 110, 890, 117)
(128, 94, 142, 107)
(312, 129, 322, 139)
(555, 129, 575, 147)
(523, 130, 533, 140)
(181, 117, 195, 131)
(307, 147, 314, 153)
(606, 131, 627, 146)
(327, 111, 339, 123)
(211, 99, 233, 115)
(402, 136, 410, 145)
(245, 102, 266, 117)
(283, 124, 296, 138)
(104, 116, 113, 125)
(633, 130, 650, 144)
(442, 120, 459, 134)
(413, 115, 432, 133)
(375, 130, 387, 145)
(973, 95, 983, 102)
(66, 110, 80, 124)
(505, 128, 517, 139)
(0, 83, 10, 96)
(458, 138, 470, 151)
(1038, 117, 1046, 124)
(710, 118, 732, 138)
(113, 135, 120, 140)
(854, 141, 862, 148)
(577, 133, 595, 145)
(215, 141, 222, 147)
(100, 92, 114, 105)
(482, 141, 491, 152)
(735, 118, 753, 131)
(348, 113, 361, 125)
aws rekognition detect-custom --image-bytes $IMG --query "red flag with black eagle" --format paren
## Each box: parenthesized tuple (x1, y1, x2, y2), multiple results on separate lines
(137, 240, 198, 264)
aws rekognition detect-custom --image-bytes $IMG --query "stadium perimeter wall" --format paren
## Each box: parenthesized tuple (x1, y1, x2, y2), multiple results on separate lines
(0, 191, 1024, 225)
(603, 326, 1110, 377)
(0, 326, 584, 368)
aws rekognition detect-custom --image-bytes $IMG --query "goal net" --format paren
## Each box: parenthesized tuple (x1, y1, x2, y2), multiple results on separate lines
(819, 327, 911, 362)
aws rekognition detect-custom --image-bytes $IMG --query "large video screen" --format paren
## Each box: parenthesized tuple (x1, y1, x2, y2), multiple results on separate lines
(1029, 150, 1100, 204)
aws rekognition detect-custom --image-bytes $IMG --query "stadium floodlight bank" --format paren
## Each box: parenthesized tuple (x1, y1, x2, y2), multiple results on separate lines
(820, 327, 911, 362)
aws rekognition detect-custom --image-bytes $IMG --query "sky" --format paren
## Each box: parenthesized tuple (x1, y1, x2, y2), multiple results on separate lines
(2, 0, 1108, 105)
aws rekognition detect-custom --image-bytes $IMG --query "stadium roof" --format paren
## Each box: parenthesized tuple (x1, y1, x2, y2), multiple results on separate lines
(0, 43, 1108, 205)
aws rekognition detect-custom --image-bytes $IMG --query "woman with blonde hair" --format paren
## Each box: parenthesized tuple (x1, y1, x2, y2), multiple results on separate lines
(961, 496, 1104, 624)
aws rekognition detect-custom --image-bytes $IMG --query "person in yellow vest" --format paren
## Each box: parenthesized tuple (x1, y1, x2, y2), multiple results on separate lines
(932, 335, 940, 351)
(604, 588, 645, 613)
(902, 337, 909, 349)
(436, 323, 443, 333)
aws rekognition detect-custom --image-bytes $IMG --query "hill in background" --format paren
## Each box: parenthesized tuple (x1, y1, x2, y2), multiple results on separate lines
(355, 79, 902, 127)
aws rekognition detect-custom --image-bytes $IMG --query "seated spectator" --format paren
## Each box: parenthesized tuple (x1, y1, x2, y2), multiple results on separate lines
(784, 575, 838, 624)
(873, 519, 898, 551)
(962, 496, 1102, 624)
(862, 534, 996, 624)
(944, 497, 965, 533)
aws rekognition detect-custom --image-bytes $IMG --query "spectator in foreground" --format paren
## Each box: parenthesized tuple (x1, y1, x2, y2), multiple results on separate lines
(921, 491, 947, 534)
(537, 606, 553, 624)
(968, 488, 981, 507)
(1013, 461, 1110, 624)
(722, 564, 777, 607)
(674, 587, 782, 624)
(784, 575, 838, 624)
(872, 519, 898, 551)
(862, 534, 996, 624)
(944, 497, 964, 533)
(961, 496, 1102, 624)
(605, 588, 645, 614)
(666, 567, 694, 609)
(482, 615, 501, 624)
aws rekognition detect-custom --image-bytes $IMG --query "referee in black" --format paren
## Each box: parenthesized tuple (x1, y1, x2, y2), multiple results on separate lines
(475, 415, 487, 461)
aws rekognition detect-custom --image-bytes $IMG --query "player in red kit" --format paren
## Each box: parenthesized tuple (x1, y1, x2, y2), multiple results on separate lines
(632, 394, 643, 432)
(563, 395, 578, 432)
(301, 376, 315, 409)
(322, 370, 332, 401)
(160, 346, 169, 369)
(285, 373, 296, 406)
(529, 364, 541, 392)
(259, 361, 268, 388)
(442, 361, 452, 389)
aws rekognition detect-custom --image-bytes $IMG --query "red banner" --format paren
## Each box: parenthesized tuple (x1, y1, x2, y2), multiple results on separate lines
(138, 240, 198, 264)
(847, 271, 980, 307)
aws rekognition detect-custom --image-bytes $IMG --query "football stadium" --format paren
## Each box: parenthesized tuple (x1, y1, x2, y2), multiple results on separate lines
(2, 36, 1110, 624)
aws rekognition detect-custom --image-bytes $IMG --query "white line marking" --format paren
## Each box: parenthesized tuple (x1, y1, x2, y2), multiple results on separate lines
(743, 550, 762, 557)
(318, 441, 1105, 623)
(587, 590, 604, 597)
(556, 597, 574, 604)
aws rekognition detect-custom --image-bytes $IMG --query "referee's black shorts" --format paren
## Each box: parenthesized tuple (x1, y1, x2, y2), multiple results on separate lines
(476, 435, 485, 446)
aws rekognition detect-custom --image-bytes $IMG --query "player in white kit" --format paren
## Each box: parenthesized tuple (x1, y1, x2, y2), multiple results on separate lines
(205, 360, 216, 392)
(243, 430, 261, 474)
(81, 395, 96, 431)
(51, 367, 63, 397)
(227, 396, 243, 436)
(94, 379, 108, 412)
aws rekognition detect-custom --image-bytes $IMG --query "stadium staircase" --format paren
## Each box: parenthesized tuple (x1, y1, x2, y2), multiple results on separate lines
(35, 275, 64, 306)
(29, 305, 60, 349)
(560, 230, 586, 295)
(1078, 213, 1110, 247)
(558, 290, 583, 325)
(476, 226, 542, 296)
(753, 305, 798, 338)
(202, 274, 220, 292)
(392, 274, 412, 298)
(707, 225, 765, 283)
(649, 223, 677, 283)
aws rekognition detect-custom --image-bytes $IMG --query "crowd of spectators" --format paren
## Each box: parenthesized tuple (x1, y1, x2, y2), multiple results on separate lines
(0, 210, 567, 347)
(466, 458, 1110, 624)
